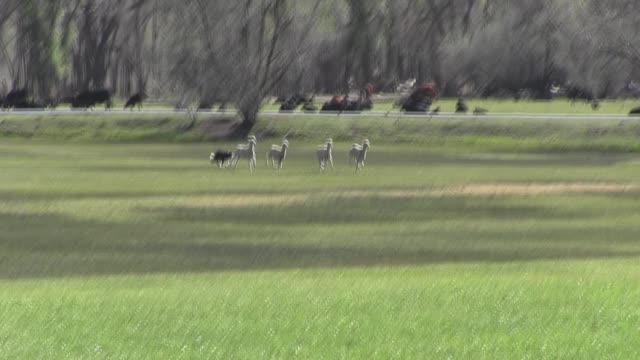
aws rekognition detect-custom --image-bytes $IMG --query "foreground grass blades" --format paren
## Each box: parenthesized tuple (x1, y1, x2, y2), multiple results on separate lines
(1, 139, 640, 358)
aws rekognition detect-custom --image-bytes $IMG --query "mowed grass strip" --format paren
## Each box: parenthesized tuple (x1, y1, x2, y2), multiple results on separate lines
(1, 140, 640, 358)
(264, 97, 640, 114)
(4, 103, 640, 153)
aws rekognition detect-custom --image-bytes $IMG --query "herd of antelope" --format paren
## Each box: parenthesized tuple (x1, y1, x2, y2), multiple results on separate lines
(210, 136, 370, 173)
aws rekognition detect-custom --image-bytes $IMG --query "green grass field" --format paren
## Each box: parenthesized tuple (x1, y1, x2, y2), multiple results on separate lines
(2, 113, 640, 358)
(262, 97, 640, 114)
(49, 96, 640, 114)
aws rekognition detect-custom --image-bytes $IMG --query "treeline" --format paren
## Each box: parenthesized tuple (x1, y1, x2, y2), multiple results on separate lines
(1, 0, 640, 129)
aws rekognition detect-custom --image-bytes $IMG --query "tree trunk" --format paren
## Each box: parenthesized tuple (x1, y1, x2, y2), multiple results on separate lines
(235, 93, 262, 138)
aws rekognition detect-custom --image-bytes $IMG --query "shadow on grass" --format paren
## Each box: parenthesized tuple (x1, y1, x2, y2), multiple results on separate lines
(144, 196, 583, 225)
(372, 152, 633, 167)
(2, 196, 639, 279)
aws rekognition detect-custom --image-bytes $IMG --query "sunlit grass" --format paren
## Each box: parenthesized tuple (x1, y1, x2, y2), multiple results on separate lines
(1, 139, 640, 358)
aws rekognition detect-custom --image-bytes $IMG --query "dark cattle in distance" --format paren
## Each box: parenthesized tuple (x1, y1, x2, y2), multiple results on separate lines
(401, 83, 437, 113)
(2, 88, 29, 109)
(13, 100, 41, 109)
(279, 95, 309, 112)
(321, 95, 346, 112)
(198, 100, 214, 110)
(455, 98, 469, 113)
(72, 90, 112, 110)
(566, 86, 594, 102)
(322, 84, 374, 113)
(629, 107, 640, 116)
(124, 93, 145, 111)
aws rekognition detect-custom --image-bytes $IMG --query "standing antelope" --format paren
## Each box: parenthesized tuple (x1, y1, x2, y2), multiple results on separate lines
(316, 138, 334, 171)
(266, 139, 289, 170)
(349, 139, 370, 172)
(232, 136, 257, 172)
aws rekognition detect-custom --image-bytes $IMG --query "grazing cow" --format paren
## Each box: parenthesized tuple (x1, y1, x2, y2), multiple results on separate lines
(2, 88, 29, 109)
(322, 84, 374, 113)
(72, 90, 112, 110)
(198, 100, 214, 111)
(210, 150, 233, 168)
(320, 95, 346, 112)
(455, 98, 468, 113)
(3, 89, 48, 110)
(279, 95, 309, 112)
(566, 86, 594, 102)
(401, 83, 437, 112)
(14, 99, 44, 109)
(354, 84, 374, 111)
(629, 107, 640, 116)
(124, 93, 145, 111)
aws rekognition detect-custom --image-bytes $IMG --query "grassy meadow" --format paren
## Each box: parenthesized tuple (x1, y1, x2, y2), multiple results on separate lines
(29, 96, 640, 114)
(2, 108, 640, 358)
(265, 97, 640, 114)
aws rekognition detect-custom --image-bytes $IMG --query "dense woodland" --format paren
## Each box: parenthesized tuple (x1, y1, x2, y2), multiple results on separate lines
(1, 0, 640, 129)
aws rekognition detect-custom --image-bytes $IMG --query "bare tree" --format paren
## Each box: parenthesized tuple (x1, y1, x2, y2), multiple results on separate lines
(163, 0, 322, 135)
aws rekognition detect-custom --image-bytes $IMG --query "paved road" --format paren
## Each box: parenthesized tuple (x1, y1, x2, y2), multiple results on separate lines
(0, 108, 637, 120)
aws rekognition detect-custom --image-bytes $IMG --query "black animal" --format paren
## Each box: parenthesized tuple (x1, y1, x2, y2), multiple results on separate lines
(324, 95, 361, 112)
(401, 84, 437, 112)
(279, 95, 309, 112)
(211, 150, 233, 168)
(342, 95, 360, 112)
(629, 107, 640, 116)
(198, 100, 214, 110)
(455, 98, 468, 113)
(2, 88, 29, 109)
(72, 90, 112, 110)
(124, 93, 145, 111)
(357, 84, 374, 111)
(320, 95, 346, 112)
(566, 86, 594, 102)
(322, 85, 374, 113)
(13, 99, 42, 109)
